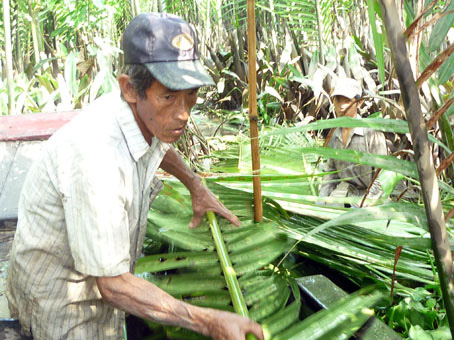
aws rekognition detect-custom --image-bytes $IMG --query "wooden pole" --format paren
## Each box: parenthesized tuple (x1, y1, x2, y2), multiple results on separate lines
(247, 0, 263, 222)
(378, 1, 454, 337)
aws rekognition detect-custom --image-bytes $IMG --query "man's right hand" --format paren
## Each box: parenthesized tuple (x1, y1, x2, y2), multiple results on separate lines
(204, 309, 264, 340)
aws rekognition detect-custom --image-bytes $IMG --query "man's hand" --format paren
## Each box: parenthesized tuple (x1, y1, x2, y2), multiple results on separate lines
(205, 309, 264, 340)
(159, 147, 241, 229)
(188, 179, 240, 229)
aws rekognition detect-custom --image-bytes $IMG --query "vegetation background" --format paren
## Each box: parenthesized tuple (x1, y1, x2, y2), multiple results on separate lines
(2, 0, 454, 339)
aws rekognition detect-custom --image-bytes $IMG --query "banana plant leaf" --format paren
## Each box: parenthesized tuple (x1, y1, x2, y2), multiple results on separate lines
(135, 180, 385, 339)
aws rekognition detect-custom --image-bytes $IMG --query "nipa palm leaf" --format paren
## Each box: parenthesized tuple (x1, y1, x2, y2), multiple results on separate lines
(135, 180, 385, 339)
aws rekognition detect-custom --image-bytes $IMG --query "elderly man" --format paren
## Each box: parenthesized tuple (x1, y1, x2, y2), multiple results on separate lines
(319, 78, 387, 205)
(6, 13, 263, 340)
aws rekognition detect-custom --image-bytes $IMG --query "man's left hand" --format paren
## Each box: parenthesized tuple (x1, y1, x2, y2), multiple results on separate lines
(188, 180, 240, 229)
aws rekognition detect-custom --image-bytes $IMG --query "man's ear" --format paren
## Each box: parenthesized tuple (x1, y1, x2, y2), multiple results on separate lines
(118, 74, 137, 104)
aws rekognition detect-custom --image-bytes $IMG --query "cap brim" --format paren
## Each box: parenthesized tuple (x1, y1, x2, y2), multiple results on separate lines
(331, 89, 356, 99)
(145, 60, 215, 91)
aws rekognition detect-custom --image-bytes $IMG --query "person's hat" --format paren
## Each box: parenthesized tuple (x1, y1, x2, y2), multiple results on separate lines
(122, 13, 214, 90)
(331, 78, 362, 99)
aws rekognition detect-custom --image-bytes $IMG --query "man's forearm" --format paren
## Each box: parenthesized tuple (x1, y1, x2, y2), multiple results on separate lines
(97, 273, 212, 336)
(96, 273, 263, 339)
(159, 147, 202, 193)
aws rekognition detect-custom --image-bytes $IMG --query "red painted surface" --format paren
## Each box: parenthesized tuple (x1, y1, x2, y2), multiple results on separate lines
(0, 111, 79, 141)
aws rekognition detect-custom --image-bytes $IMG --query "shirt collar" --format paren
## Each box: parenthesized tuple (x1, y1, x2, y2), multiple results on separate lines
(352, 126, 365, 136)
(353, 114, 365, 135)
(334, 115, 365, 139)
(116, 95, 157, 162)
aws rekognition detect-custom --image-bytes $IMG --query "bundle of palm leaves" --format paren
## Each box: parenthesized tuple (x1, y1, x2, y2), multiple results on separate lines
(135, 180, 389, 339)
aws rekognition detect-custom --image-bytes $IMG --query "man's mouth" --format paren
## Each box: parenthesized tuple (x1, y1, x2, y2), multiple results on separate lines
(172, 126, 185, 135)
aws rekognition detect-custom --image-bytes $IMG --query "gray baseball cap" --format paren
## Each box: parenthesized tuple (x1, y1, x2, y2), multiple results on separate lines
(331, 78, 362, 99)
(122, 13, 214, 90)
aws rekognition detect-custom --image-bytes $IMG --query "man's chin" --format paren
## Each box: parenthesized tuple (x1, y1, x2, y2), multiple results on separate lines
(159, 135, 182, 144)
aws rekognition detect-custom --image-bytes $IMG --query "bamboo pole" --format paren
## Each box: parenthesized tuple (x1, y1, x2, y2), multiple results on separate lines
(378, 1, 454, 337)
(247, 0, 263, 222)
(3, 0, 15, 115)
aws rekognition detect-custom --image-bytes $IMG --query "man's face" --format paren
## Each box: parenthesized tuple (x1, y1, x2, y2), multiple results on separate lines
(333, 95, 357, 118)
(134, 80, 199, 144)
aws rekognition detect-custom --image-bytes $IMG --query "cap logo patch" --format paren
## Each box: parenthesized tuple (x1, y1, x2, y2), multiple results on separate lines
(172, 34, 194, 51)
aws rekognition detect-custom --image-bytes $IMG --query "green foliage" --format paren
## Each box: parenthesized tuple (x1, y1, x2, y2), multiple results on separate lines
(387, 287, 447, 338)
(201, 138, 453, 338)
(367, 0, 385, 87)
(428, 0, 454, 52)
(136, 180, 387, 339)
(1, 0, 125, 114)
(274, 287, 385, 340)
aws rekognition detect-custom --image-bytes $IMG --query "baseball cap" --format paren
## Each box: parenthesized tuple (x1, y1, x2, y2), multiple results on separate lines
(331, 78, 362, 99)
(122, 13, 215, 90)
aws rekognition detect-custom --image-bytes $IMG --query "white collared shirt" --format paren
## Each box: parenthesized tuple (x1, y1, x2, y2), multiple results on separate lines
(7, 91, 169, 339)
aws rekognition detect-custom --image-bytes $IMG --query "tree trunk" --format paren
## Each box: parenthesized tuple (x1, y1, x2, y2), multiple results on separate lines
(378, 1, 454, 338)
(269, 0, 281, 69)
(28, 0, 41, 69)
(13, 1, 23, 74)
(130, 0, 140, 17)
(229, 31, 246, 83)
(3, 0, 15, 115)
(315, 0, 324, 64)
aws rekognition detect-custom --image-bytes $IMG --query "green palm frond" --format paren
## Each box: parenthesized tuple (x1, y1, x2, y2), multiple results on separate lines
(136, 180, 294, 339)
(274, 286, 385, 340)
(136, 180, 385, 339)
(256, 0, 353, 47)
(206, 174, 443, 294)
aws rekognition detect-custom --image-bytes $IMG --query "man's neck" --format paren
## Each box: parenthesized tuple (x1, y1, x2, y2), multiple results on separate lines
(341, 127, 352, 147)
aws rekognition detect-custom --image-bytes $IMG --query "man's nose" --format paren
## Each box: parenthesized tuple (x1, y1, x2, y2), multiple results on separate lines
(175, 97, 190, 122)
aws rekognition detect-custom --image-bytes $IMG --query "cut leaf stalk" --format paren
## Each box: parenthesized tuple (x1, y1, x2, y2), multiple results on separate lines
(206, 209, 256, 340)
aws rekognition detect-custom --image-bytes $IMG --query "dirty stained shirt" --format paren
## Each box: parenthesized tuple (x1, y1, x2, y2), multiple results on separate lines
(319, 125, 387, 199)
(6, 92, 170, 340)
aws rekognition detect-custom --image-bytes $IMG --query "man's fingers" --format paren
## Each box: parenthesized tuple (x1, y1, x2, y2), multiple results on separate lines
(212, 205, 241, 227)
(246, 322, 264, 340)
(214, 207, 241, 227)
(225, 213, 241, 227)
(189, 214, 203, 229)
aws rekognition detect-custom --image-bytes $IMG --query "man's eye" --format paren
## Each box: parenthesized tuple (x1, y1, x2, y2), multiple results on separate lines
(163, 95, 173, 100)
(188, 88, 199, 96)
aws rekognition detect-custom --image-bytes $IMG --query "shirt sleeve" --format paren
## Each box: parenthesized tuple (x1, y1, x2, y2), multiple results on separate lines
(57, 141, 131, 277)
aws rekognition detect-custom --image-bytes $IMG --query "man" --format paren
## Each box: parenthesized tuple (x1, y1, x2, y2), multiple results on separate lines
(319, 78, 387, 205)
(6, 13, 264, 340)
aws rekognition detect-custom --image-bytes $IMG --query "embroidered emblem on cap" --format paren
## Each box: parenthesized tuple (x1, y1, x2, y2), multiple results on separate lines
(172, 34, 194, 51)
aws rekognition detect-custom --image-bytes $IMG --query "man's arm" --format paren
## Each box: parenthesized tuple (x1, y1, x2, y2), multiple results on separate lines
(96, 274, 263, 340)
(159, 146, 240, 228)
